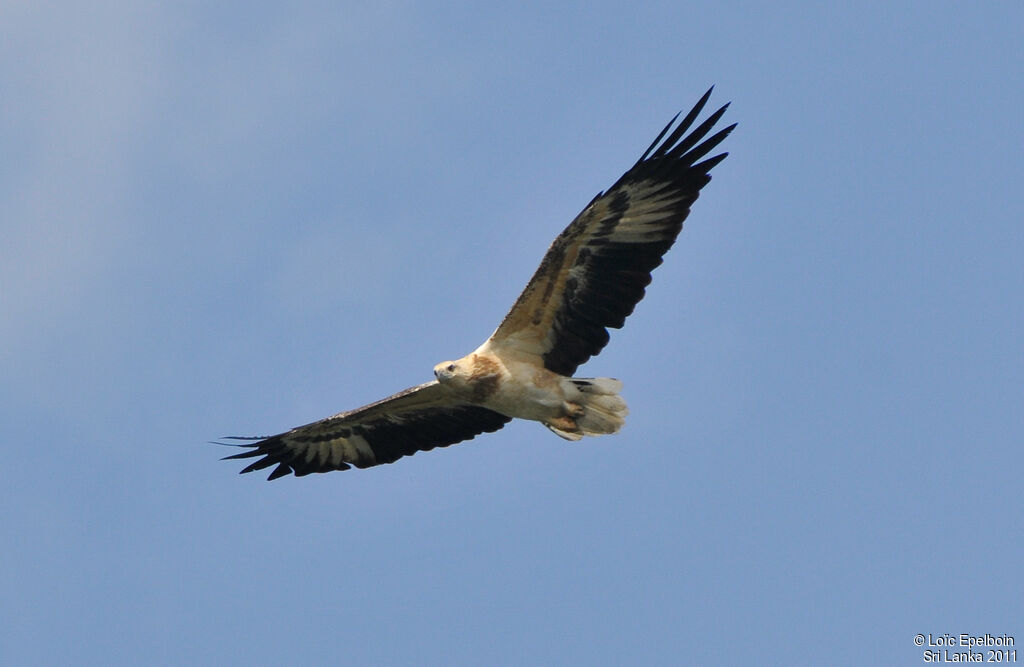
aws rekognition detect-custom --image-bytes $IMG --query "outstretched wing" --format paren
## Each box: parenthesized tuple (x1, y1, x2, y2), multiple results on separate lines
(220, 381, 511, 480)
(484, 88, 734, 376)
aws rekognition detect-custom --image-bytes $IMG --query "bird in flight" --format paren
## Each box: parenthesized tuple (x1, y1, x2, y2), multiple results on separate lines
(221, 88, 734, 480)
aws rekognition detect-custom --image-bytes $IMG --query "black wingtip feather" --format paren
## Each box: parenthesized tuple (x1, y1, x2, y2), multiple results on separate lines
(637, 111, 682, 163)
(659, 92, 714, 153)
(267, 463, 292, 481)
(692, 151, 730, 174)
(684, 122, 737, 165)
(632, 90, 733, 177)
(649, 87, 715, 159)
(221, 449, 263, 461)
(665, 103, 730, 162)
(240, 458, 276, 474)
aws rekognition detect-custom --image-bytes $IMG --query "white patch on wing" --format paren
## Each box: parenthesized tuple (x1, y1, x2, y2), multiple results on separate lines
(304, 442, 328, 464)
(608, 184, 688, 242)
(338, 434, 375, 465)
(328, 441, 346, 467)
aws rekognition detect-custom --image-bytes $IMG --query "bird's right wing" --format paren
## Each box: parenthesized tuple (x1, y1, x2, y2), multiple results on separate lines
(220, 381, 511, 480)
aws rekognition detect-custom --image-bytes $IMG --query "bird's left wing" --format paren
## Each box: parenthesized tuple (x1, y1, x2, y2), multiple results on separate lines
(220, 381, 511, 480)
(484, 89, 734, 376)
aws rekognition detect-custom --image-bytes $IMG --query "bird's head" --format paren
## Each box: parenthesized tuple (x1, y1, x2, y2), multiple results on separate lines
(434, 360, 477, 397)
(433, 359, 467, 386)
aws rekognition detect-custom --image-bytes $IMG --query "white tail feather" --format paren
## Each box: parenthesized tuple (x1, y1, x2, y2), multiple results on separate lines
(559, 377, 629, 437)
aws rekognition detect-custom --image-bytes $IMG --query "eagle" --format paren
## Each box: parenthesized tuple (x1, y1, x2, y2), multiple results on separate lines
(221, 88, 734, 480)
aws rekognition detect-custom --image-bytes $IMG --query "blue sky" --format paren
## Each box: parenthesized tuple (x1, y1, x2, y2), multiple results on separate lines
(2, 2, 1022, 665)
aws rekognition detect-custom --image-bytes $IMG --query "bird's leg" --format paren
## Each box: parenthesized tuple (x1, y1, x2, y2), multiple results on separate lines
(564, 401, 585, 418)
(546, 415, 579, 431)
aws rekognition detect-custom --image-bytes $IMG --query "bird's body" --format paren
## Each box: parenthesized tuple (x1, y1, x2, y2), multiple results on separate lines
(432, 350, 626, 441)
(221, 89, 734, 480)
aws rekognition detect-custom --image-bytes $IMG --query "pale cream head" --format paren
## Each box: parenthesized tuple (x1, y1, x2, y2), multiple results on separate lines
(433, 358, 469, 386)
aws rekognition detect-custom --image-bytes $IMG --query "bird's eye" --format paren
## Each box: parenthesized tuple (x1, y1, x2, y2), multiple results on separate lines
(446, 364, 456, 372)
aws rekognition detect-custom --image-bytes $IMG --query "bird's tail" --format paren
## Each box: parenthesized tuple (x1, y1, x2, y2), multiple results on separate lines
(545, 377, 628, 441)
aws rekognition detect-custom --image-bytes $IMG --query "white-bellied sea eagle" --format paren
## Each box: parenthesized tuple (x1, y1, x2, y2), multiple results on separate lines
(220, 88, 734, 480)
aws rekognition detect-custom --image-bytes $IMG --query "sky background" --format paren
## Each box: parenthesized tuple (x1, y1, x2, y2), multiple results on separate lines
(2, 2, 1022, 665)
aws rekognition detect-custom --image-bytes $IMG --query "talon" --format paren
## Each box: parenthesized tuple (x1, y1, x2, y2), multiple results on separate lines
(547, 416, 579, 431)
